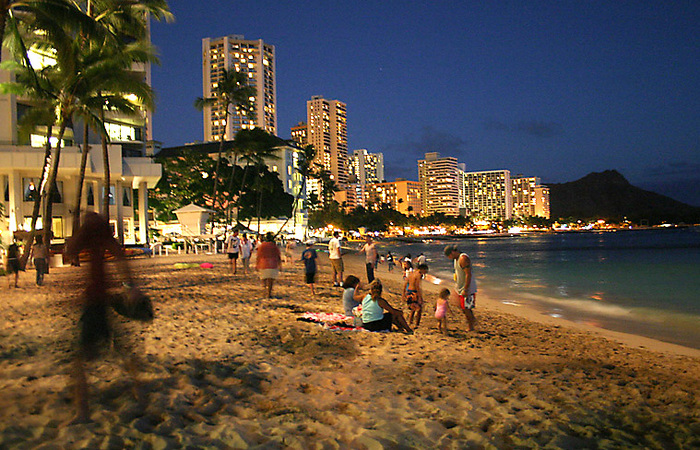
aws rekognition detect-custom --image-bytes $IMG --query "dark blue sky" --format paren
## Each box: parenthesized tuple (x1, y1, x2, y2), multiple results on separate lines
(150, 1, 700, 206)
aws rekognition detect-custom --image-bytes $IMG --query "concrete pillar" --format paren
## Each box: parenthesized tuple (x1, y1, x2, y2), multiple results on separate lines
(115, 180, 124, 244)
(138, 181, 149, 246)
(8, 172, 22, 231)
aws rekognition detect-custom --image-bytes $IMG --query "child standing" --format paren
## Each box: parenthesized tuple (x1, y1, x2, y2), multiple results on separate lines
(435, 288, 451, 335)
(300, 242, 318, 294)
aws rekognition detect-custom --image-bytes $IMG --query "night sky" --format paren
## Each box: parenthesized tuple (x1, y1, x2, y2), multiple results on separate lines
(150, 1, 700, 206)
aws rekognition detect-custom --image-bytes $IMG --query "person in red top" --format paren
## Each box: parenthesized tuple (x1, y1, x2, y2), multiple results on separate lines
(256, 232, 282, 298)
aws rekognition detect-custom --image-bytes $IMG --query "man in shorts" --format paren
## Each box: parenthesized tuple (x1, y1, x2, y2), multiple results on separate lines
(444, 244, 477, 331)
(328, 231, 344, 287)
(226, 230, 240, 274)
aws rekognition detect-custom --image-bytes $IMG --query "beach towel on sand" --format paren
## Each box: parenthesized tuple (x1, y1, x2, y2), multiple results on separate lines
(297, 312, 363, 331)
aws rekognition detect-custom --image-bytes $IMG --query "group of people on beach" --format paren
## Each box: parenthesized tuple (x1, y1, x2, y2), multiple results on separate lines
(317, 231, 478, 335)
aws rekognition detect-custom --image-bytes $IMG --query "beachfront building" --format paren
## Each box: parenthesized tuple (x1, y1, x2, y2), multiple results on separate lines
(306, 96, 349, 187)
(365, 179, 422, 216)
(418, 152, 464, 216)
(0, 47, 161, 247)
(202, 35, 277, 140)
(349, 149, 384, 185)
(511, 176, 540, 218)
(511, 175, 551, 219)
(534, 185, 551, 219)
(463, 170, 512, 221)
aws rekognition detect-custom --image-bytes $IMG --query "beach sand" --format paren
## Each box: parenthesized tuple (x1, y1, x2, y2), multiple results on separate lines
(1, 248, 699, 449)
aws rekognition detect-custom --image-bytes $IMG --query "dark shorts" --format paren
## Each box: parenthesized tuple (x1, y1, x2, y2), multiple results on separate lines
(305, 271, 316, 284)
(362, 313, 393, 332)
(7, 258, 20, 274)
(406, 290, 420, 305)
(228, 252, 239, 260)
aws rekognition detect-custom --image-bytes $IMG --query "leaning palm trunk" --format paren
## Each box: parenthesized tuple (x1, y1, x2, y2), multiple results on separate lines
(18, 124, 53, 269)
(101, 128, 110, 220)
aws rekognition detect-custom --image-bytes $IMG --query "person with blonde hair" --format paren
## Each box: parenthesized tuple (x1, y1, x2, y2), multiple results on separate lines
(361, 279, 412, 333)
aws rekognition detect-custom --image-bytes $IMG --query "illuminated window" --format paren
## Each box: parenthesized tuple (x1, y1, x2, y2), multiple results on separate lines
(30, 134, 65, 148)
(105, 122, 138, 142)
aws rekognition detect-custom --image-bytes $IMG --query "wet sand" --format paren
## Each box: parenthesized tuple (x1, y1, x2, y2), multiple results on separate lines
(1, 249, 699, 448)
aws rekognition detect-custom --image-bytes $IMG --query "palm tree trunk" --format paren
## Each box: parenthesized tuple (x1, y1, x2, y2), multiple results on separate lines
(101, 129, 110, 219)
(42, 119, 68, 258)
(0, 1, 9, 64)
(18, 124, 53, 269)
(70, 125, 90, 265)
(211, 138, 225, 212)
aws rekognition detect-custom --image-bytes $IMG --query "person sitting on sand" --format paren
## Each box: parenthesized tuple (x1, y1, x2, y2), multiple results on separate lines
(361, 279, 412, 333)
(403, 263, 428, 328)
(435, 288, 451, 335)
(300, 241, 318, 295)
(342, 275, 364, 326)
(65, 212, 149, 423)
(256, 232, 282, 299)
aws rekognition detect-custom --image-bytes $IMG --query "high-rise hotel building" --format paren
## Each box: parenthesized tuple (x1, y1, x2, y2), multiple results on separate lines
(306, 96, 348, 186)
(418, 152, 464, 216)
(202, 35, 276, 141)
(463, 170, 512, 221)
(349, 149, 384, 185)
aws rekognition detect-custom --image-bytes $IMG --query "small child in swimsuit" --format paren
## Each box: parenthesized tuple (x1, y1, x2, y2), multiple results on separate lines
(435, 288, 451, 335)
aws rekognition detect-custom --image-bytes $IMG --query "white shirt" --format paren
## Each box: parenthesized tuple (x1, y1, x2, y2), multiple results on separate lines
(239, 239, 253, 259)
(226, 235, 240, 254)
(328, 237, 341, 260)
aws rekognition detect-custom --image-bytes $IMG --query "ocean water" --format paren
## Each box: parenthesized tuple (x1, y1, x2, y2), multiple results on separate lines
(374, 227, 700, 349)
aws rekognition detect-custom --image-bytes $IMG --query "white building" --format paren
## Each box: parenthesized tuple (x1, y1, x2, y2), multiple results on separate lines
(0, 47, 161, 246)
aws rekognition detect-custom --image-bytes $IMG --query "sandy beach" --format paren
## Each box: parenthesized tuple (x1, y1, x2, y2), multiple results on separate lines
(1, 248, 699, 449)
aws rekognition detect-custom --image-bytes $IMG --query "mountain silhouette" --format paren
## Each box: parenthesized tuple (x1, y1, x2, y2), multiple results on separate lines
(547, 170, 700, 224)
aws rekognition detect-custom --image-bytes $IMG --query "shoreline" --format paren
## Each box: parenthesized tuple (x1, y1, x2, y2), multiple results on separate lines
(335, 249, 700, 358)
(1, 249, 699, 448)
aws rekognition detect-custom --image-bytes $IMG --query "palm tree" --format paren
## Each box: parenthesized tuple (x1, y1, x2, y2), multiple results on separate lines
(194, 69, 255, 212)
(3, 0, 170, 247)
(229, 128, 284, 222)
(71, 42, 155, 242)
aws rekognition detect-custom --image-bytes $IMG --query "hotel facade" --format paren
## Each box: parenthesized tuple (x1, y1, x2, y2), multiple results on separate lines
(462, 170, 512, 221)
(202, 35, 277, 141)
(417, 152, 464, 216)
(365, 179, 422, 216)
(306, 96, 348, 187)
(0, 46, 161, 246)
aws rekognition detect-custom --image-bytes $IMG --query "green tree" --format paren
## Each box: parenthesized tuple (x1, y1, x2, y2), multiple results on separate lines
(151, 148, 220, 222)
